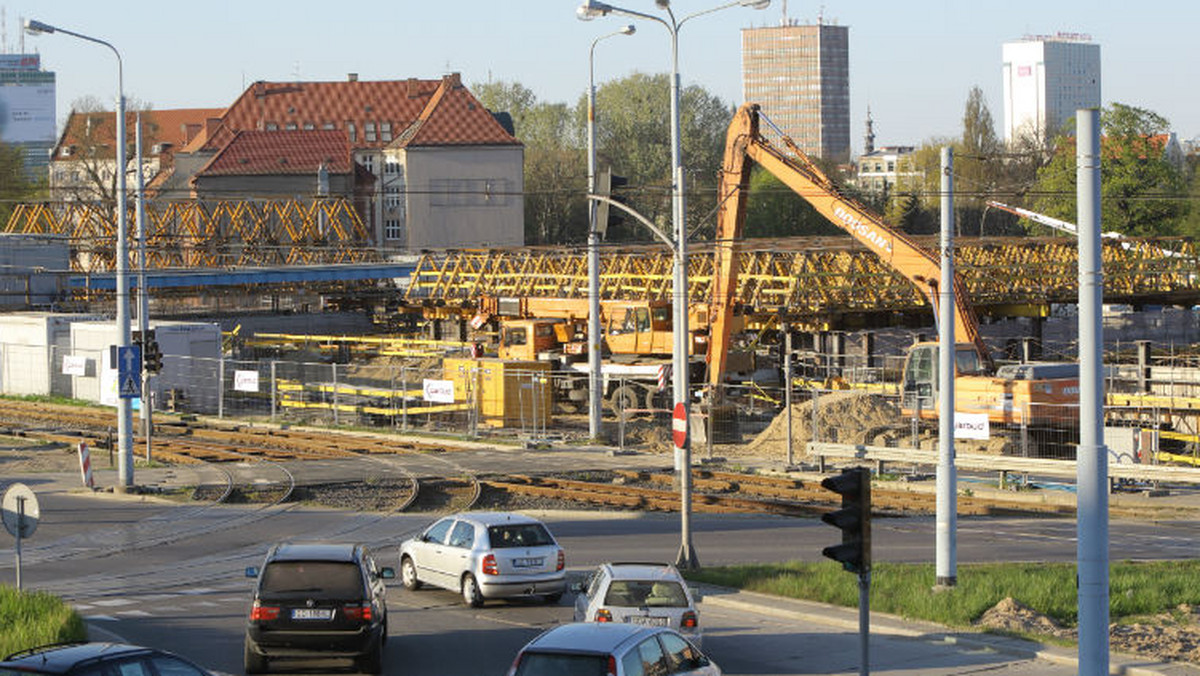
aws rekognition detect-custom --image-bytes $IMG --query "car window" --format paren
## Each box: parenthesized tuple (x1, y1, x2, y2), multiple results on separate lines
(488, 523, 554, 548)
(604, 580, 688, 608)
(621, 650, 645, 676)
(635, 637, 669, 676)
(260, 561, 363, 597)
(448, 521, 475, 549)
(425, 518, 454, 544)
(147, 655, 208, 676)
(586, 568, 605, 599)
(513, 653, 606, 676)
(658, 632, 700, 673)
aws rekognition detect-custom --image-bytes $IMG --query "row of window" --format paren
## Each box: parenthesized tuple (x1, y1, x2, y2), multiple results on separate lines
(258, 120, 396, 144)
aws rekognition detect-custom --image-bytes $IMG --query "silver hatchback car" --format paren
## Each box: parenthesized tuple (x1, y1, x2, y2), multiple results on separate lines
(506, 623, 720, 676)
(573, 562, 704, 647)
(399, 511, 566, 607)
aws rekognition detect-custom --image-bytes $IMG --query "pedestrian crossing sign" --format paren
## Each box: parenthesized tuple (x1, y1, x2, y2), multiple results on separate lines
(119, 374, 141, 399)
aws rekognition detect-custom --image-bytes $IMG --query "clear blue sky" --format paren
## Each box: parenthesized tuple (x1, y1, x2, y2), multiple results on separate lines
(3, 1, 1194, 154)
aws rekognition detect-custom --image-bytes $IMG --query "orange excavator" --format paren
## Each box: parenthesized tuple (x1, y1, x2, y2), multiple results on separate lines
(707, 103, 1078, 426)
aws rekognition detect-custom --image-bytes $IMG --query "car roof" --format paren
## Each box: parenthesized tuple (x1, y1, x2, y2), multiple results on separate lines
(1, 643, 164, 673)
(267, 542, 360, 563)
(524, 623, 659, 654)
(450, 511, 545, 528)
(602, 562, 683, 581)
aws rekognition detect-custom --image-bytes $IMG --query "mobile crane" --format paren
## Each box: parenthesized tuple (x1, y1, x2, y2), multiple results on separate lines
(708, 104, 1079, 426)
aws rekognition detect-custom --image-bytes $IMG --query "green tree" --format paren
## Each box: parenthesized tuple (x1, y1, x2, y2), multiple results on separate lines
(1033, 103, 1189, 236)
(0, 141, 43, 228)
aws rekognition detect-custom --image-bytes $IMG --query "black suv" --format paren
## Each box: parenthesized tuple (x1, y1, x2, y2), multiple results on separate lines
(244, 542, 395, 674)
(0, 642, 214, 676)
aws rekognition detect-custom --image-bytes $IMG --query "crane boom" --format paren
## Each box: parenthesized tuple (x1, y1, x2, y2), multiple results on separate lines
(708, 104, 990, 388)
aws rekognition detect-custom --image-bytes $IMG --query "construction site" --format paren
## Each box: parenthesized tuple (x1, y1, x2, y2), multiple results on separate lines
(3, 104, 1200, 468)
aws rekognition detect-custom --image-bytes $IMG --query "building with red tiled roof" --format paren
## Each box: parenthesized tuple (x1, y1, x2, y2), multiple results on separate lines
(190, 130, 352, 199)
(170, 73, 523, 249)
(48, 107, 223, 201)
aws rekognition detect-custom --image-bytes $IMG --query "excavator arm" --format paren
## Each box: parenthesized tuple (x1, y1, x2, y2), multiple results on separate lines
(708, 103, 990, 389)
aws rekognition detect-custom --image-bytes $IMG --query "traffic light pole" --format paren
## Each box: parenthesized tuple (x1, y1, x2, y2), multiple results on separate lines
(135, 115, 152, 463)
(858, 570, 870, 676)
(821, 466, 872, 675)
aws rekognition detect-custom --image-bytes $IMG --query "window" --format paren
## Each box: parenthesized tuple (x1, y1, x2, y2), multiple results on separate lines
(658, 633, 701, 673)
(365, 122, 377, 142)
(503, 326, 527, 347)
(260, 561, 363, 598)
(385, 219, 402, 240)
(424, 518, 454, 544)
(347, 122, 357, 143)
(323, 122, 335, 130)
(265, 122, 278, 131)
(429, 178, 510, 207)
(635, 638, 669, 676)
(488, 523, 553, 548)
(448, 521, 475, 548)
(285, 122, 297, 131)
(381, 122, 392, 142)
(148, 656, 209, 676)
(384, 158, 400, 175)
(514, 653, 606, 676)
(303, 122, 314, 130)
(385, 186, 401, 209)
(361, 155, 375, 174)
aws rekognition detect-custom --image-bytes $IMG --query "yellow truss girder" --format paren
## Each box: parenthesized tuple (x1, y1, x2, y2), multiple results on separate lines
(405, 236, 1200, 319)
(3, 198, 376, 271)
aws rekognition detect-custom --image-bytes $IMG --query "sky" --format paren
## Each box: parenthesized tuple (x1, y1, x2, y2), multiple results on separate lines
(2, 1, 1196, 156)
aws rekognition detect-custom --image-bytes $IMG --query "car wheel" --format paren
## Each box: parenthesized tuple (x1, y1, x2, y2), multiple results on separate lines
(543, 591, 563, 604)
(400, 556, 421, 591)
(244, 642, 268, 674)
(461, 573, 484, 607)
(357, 639, 384, 675)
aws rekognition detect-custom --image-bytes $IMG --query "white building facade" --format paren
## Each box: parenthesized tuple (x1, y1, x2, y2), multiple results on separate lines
(1002, 34, 1100, 143)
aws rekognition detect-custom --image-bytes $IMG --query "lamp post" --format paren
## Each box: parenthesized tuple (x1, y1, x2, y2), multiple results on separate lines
(25, 19, 134, 489)
(578, 0, 770, 570)
(587, 24, 636, 441)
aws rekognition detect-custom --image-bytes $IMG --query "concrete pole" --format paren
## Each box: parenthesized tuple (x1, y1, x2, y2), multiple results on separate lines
(1076, 107, 1109, 676)
(135, 113, 151, 462)
(936, 146, 957, 588)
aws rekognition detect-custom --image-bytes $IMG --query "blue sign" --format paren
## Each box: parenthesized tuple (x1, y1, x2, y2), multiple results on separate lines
(117, 345, 142, 399)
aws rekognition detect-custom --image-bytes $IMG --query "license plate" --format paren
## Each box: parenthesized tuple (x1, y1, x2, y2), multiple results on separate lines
(512, 557, 543, 568)
(291, 608, 333, 620)
(628, 616, 669, 626)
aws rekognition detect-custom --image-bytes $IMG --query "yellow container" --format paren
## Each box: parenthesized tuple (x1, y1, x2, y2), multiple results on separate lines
(443, 357, 553, 428)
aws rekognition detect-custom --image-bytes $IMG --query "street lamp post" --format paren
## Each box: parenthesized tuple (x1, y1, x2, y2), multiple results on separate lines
(587, 25, 636, 441)
(25, 19, 134, 489)
(578, 0, 769, 570)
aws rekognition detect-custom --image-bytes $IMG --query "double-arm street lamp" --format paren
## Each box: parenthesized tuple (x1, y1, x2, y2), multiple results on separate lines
(578, 0, 770, 570)
(587, 25, 636, 441)
(25, 19, 135, 490)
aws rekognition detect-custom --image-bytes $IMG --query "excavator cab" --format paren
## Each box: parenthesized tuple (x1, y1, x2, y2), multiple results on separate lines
(901, 342, 987, 414)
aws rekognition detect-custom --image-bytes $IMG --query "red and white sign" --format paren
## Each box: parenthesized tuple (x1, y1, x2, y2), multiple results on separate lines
(954, 412, 990, 440)
(672, 402, 688, 449)
(423, 379, 456, 404)
(77, 442, 94, 489)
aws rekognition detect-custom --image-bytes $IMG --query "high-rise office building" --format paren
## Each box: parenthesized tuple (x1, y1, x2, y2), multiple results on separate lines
(741, 20, 850, 162)
(1002, 33, 1100, 143)
(0, 53, 56, 179)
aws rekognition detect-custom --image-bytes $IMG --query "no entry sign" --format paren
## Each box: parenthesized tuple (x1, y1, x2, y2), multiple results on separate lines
(672, 402, 688, 449)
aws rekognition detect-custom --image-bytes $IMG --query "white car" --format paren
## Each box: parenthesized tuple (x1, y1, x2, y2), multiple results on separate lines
(399, 511, 566, 607)
(506, 623, 720, 676)
(572, 562, 704, 647)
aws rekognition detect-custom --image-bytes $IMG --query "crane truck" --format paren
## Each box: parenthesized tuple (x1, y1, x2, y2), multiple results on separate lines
(707, 103, 1079, 427)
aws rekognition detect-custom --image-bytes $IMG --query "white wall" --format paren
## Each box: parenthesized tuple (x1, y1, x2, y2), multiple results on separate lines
(400, 145, 524, 249)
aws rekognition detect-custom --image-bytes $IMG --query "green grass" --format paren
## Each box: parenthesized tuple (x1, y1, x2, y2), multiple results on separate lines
(0, 394, 95, 408)
(687, 560, 1200, 631)
(0, 585, 86, 657)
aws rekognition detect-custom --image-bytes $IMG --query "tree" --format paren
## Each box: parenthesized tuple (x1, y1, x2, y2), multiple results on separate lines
(55, 96, 158, 217)
(0, 141, 44, 228)
(1033, 103, 1189, 236)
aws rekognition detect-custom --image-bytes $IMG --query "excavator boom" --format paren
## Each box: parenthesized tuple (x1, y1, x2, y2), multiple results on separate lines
(708, 104, 990, 388)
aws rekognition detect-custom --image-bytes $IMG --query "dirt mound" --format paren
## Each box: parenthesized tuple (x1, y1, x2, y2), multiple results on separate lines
(740, 391, 904, 460)
(976, 597, 1072, 638)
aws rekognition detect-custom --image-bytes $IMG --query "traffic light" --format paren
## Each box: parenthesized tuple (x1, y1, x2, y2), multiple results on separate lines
(143, 330, 162, 373)
(820, 467, 871, 574)
(594, 166, 628, 240)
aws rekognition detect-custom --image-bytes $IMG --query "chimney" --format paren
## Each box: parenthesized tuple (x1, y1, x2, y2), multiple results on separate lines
(445, 72, 462, 88)
(205, 117, 222, 139)
(348, 73, 358, 82)
(406, 77, 421, 99)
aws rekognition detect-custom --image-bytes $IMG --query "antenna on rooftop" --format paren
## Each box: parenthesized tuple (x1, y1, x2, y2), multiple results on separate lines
(2, 8, 7, 54)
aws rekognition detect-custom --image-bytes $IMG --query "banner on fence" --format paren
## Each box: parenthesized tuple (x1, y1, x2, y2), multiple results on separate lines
(954, 412, 990, 440)
(423, 379, 455, 403)
(234, 370, 260, 393)
(62, 355, 88, 376)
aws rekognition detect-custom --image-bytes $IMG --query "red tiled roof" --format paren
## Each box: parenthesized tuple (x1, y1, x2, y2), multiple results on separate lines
(194, 130, 351, 177)
(55, 107, 224, 158)
(190, 74, 518, 153)
(392, 75, 522, 148)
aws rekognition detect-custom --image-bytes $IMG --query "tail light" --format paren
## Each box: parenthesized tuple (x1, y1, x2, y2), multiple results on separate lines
(606, 655, 617, 676)
(556, 549, 565, 572)
(482, 553, 499, 576)
(343, 602, 372, 622)
(595, 608, 612, 622)
(249, 601, 280, 621)
(681, 610, 698, 629)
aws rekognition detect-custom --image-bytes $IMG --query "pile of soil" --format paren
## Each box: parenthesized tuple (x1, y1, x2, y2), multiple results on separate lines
(977, 597, 1200, 665)
(738, 391, 904, 460)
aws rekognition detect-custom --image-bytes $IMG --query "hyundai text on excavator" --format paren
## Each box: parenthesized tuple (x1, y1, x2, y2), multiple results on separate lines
(707, 103, 1079, 427)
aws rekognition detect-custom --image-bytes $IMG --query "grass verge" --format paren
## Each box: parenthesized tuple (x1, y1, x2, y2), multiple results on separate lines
(0, 585, 86, 657)
(687, 560, 1200, 630)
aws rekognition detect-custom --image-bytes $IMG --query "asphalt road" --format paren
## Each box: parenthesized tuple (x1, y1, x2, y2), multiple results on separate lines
(5, 462, 1199, 675)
